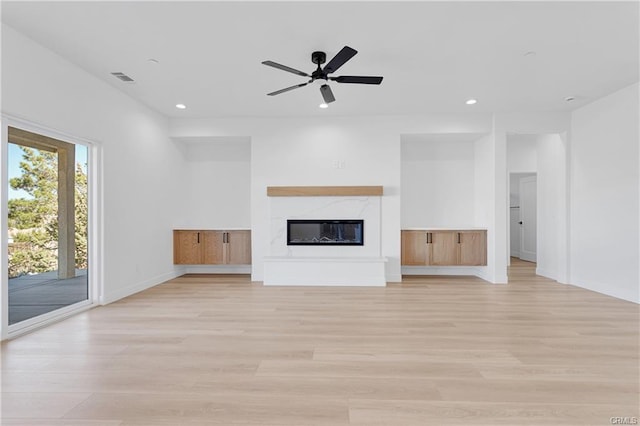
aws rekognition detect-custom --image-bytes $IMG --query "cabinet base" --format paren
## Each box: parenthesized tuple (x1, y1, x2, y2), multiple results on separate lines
(402, 266, 485, 279)
(180, 265, 251, 274)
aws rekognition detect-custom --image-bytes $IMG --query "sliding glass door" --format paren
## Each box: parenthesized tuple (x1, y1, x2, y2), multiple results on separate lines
(6, 126, 89, 326)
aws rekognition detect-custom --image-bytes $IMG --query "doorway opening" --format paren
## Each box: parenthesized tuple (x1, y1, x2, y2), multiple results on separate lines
(509, 173, 537, 264)
(506, 132, 567, 283)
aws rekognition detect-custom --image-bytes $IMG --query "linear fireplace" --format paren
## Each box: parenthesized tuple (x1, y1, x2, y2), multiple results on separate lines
(287, 219, 364, 246)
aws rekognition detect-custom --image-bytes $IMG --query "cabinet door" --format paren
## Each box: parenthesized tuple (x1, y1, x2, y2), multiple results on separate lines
(225, 230, 252, 265)
(202, 231, 225, 264)
(173, 230, 203, 264)
(401, 230, 428, 265)
(428, 231, 458, 265)
(458, 231, 487, 266)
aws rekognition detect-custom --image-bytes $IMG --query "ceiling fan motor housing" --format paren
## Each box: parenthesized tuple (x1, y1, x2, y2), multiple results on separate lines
(311, 51, 328, 80)
(311, 51, 326, 65)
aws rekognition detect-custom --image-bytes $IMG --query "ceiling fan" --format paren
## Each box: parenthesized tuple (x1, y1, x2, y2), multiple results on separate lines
(262, 46, 383, 105)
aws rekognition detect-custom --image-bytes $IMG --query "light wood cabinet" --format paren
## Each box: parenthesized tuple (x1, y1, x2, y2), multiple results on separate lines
(173, 230, 251, 265)
(202, 231, 225, 264)
(458, 230, 487, 266)
(401, 230, 428, 265)
(428, 231, 459, 266)
(173, 230, 204, 264)
(226, 230, 251, 265)
(401, 229, 487, 266)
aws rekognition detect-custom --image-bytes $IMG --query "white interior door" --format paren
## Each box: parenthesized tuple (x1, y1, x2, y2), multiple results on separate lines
(510, 207, 521, 257)
(519, 175, 537, 262)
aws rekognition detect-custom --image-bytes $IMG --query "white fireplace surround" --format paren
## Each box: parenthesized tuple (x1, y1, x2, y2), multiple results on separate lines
(264, 188, 387, 286)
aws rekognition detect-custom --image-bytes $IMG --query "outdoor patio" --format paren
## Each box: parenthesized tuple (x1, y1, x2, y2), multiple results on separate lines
(8, 270, 88, 325)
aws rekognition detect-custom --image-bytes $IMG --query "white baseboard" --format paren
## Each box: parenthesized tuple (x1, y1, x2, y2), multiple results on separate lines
(101, 269, 183, 305)
(386, 274, 403, 283)
(519, 252, 537, 262)
(569, 275, 640, 304)
(470, 269, 507, 284)
(535, 267, 557, 281)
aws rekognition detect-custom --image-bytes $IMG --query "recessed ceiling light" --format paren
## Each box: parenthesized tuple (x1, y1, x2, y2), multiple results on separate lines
(465, 99, 477, 105)
(175, 104, 187, 109)
(319, 103, 329, 109)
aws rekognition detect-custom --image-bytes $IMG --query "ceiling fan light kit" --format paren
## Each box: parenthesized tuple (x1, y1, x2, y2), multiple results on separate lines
(262, 46, 383, 105)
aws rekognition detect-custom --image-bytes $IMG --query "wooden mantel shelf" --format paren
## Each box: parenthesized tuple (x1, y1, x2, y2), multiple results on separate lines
(267, 186, 383, 197)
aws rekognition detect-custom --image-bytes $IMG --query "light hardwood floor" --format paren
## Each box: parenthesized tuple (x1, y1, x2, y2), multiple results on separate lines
(2, 260, 638, 425)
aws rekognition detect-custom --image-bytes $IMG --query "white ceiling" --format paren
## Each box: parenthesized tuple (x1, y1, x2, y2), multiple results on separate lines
(2, 1, 638, 119)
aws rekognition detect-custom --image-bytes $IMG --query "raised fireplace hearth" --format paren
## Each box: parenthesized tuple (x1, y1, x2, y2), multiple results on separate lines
(287, 219, 364, 246)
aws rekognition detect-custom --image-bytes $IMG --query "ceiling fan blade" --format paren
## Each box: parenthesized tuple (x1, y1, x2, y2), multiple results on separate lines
(267, 82, 308, 96)
(320, 84, 335, 104)
(323, 46, 358, 74)
(262, 60, 310, 77)
(331, 75, 383, 85)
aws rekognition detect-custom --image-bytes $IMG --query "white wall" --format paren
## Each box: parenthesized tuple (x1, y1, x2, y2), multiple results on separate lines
(1, 24, 185, 318)
(536, 134, 567, 282)
(570, 83, 639, 303)
(474, 133, 497, 282)
(507, 134, 538, 172)
(401, 136, 476, 228)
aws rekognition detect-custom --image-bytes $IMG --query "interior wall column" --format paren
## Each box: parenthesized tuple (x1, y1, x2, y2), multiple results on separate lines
(493, 114, 509, 283)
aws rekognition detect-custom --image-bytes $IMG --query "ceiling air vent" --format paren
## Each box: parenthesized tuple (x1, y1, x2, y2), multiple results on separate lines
(110, 72, 135, 83)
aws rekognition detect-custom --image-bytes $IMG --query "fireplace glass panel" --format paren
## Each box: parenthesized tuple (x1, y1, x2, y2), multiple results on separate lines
(287, 220, 364, 246)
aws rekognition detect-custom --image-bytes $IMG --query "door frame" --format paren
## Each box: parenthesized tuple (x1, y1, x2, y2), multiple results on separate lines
(507, 171, 536, 264)
(1, 114, 103, 340)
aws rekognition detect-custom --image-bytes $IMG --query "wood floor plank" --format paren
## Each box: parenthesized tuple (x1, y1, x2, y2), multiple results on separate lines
(1, 392, 92, 419)
(476, 363, 638, 383)
(62, 393, 350, 425)
(1, 371, 198, 393)
(1, 258, 637, 425)
(313, 347, 523, 364)
(434, 377, 638, 405)
(190, 376, 442, 401)
(256, 359, 483, 379)
(348, 399, 634, 425)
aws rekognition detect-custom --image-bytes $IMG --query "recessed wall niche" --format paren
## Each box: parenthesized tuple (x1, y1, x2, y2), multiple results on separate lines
(174, 136, 251, 229)
(400, 133, 486, 228)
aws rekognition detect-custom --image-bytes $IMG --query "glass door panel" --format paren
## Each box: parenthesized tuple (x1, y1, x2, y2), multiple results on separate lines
(7, 127, 88, 325)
